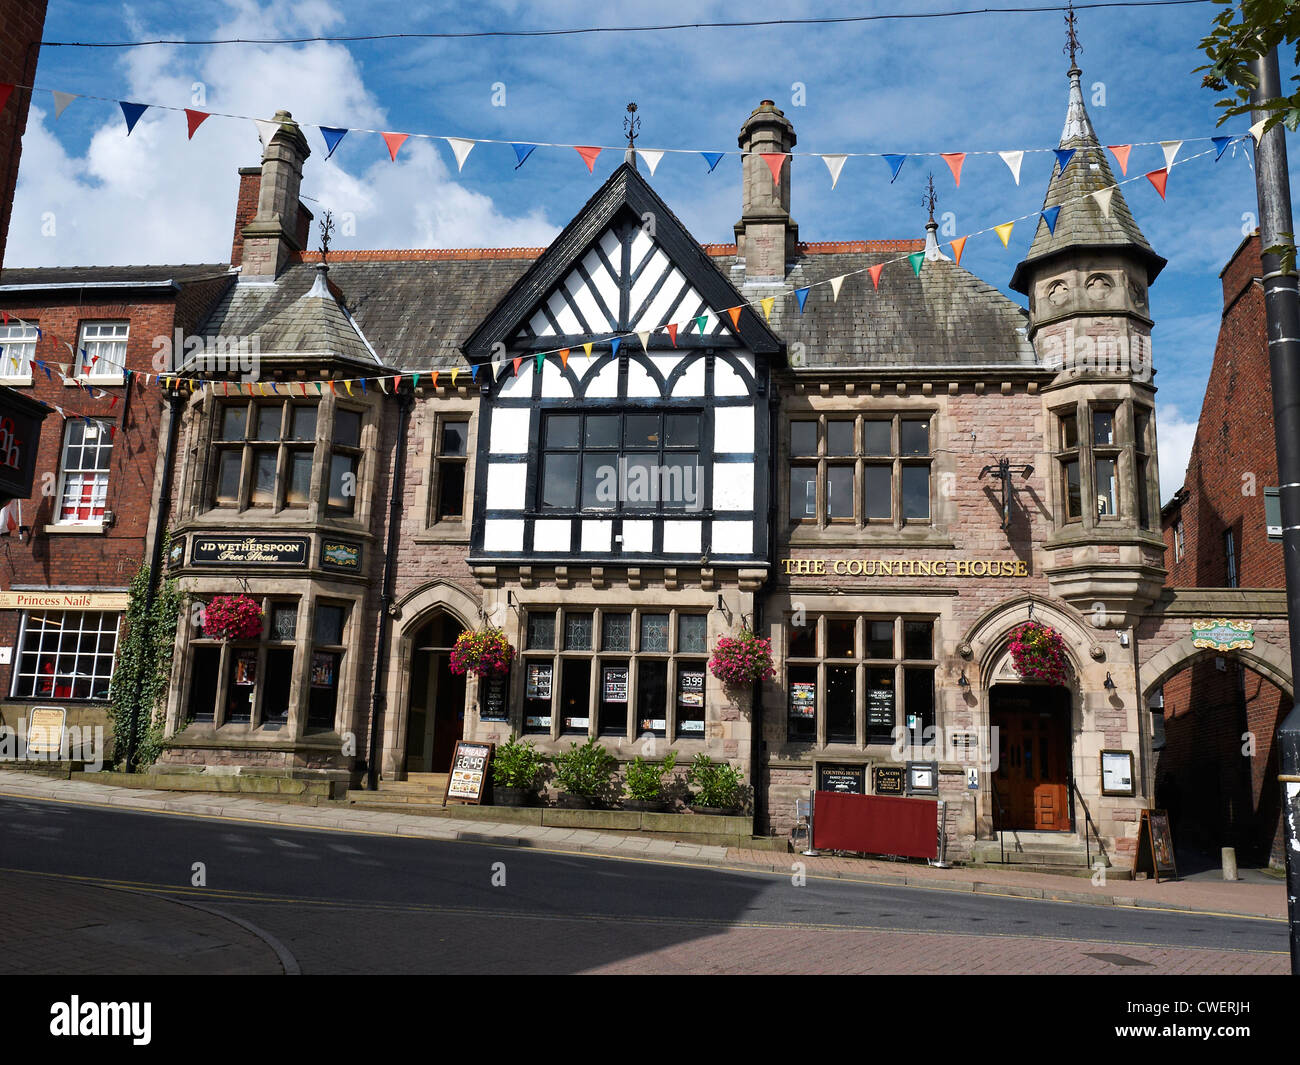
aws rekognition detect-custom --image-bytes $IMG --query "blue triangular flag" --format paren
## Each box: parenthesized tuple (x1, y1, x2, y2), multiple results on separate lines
(119, 101, 148, 135)
(883, 154, 907, 183)
(320, 126, 348, 160)
(1212, 136, 1232, 161)
(512, 143, 537, 169)
(470, 365, 479, 382)
(1041, 205, 1061, 234)
(39, 362, 51, 381)
(701, 151, 724, 172)
(360, 377, 366, 394)
(795, 287, 810, 313)
(1053, 147, 1075, 173)
(269, 381, 279, 394)
(610, 337, 622, 357)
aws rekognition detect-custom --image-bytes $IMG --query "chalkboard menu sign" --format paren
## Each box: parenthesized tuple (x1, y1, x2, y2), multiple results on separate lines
(867, 686, 894, 733)
(444, 741, 494, 805)
(1136, 809, 1178, 882)
(873, 765, 905, 795)
(817, 763, 866, 794)
(481, 669, 509, 722)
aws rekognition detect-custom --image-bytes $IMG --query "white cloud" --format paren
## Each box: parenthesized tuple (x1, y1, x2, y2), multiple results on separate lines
(1155, 400, 1199, 507)
(6, 1, 556, 267)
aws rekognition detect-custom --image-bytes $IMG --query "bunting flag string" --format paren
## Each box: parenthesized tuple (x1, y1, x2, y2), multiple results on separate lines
(0, 138, 1235, 394)
(0, 80, 1254, 188)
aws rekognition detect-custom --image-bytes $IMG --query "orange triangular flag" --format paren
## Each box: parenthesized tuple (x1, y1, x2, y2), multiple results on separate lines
(666, 324, 678, 347)
(950, 235, 968, 266)
(727, 306, 742, 329)
(868, 263, 884, 290)
(1107, 144, 1131, 176)
(431, 370, 440, 389)
(760, 152, 786, 186)
(512, 356, 522, 376)
(184, 109, 210, 139)
(382, 132, 408, 161)
(941, 152, 966, 187)
(575, 145, 602, 172)
(559, 348, 570, 367)
(1146, 168, 1168, 200)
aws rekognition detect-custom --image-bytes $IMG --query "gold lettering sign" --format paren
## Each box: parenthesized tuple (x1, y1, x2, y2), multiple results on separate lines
(782, 558, 1029, 578)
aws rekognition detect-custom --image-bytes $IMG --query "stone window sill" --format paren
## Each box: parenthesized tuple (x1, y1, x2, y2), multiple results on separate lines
(44, 522, 107, 535)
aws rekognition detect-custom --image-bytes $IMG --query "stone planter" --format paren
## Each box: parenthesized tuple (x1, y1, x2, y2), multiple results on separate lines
(691, 805, 740, 816)
(493, 786, 536, 807)
(623, 798, 668, 813)
(557, 793, 593, 809)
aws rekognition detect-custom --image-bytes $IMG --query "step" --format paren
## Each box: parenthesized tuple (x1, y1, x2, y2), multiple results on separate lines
(971, 839, 1107, 868)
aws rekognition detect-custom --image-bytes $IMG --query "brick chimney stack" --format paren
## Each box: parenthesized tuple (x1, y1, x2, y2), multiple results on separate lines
(239, 110, 312, 279)
(734, 100, 798, 283)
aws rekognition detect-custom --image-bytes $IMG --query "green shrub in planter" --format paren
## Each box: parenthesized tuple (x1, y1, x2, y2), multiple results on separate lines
(624, 751, 678, 802)
(553, 737, 619, 803)
(687, 753, 745, 811)
(491, 734, 546, 791)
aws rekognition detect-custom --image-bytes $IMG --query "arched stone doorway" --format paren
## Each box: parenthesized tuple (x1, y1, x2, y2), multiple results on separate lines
(989, 682, 1074, 832)
(403, 610, 467, 774)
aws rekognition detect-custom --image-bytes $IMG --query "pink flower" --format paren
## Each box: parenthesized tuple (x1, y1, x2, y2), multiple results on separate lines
(449, 628, 516, 677)
(203, 594, 264, 641)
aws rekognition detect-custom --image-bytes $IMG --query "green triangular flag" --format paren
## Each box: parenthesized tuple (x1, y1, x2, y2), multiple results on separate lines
(536, 352, 545, 372)
(413, 372, 421, 388)
(314, 382, 322, 394)
(695, 314, 708, 335)
(908, 252, 925, 277)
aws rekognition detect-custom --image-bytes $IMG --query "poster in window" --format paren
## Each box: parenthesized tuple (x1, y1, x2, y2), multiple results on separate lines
(311, 652, 335, 689)
(867, 686, 894, 732)
(526, 663, 552, 700)
(790, 681, 816, 718)
(602, 666, 629, 703)
(235, 652, 257, 686)
(677, 669, 705, 707)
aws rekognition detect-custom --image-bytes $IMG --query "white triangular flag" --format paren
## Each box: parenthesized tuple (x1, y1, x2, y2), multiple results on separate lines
(830, 274, 846, 301)
(51, 91, 78, 119)
(637, 330, 651, 352)
(821, 154, 847, 189)
(637, 149, 664, 175)
(1250, 118, 1268, 144)
(1092, 187, 1114, 219)
(446, 137, 475, 171)
(1160, 140, 1182, 169)
(999, 150, 1024, 185)
(254, 119, 280, 148)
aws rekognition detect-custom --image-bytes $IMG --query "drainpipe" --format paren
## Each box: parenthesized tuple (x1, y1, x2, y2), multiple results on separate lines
(123, 389, 183, 772)
(366, 390, 413, 790)
(750, 380, 779, 836)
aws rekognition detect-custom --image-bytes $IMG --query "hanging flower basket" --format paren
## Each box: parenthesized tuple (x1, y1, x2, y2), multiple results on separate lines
(202, 594, 264, 642)
(1008, 621, 1070, 686)
(449, 627, 516, 678)
(708, 629, 776, 689)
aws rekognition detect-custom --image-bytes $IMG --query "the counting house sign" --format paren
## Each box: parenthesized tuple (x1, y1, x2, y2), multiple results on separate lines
(0, 388, 48, 505)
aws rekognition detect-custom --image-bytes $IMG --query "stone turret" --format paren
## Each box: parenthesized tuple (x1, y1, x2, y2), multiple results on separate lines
(239, 110, 313, 280)
(734, 100, 799, 283)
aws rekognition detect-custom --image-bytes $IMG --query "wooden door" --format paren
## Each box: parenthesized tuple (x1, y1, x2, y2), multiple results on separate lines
(993, 691, 1071, 831)
(429, 656, 467, 772)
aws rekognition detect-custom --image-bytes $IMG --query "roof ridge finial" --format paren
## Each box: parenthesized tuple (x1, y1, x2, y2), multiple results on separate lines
(624, 102, 640, 170)
(1064, 1, 1082, 74)
(924, 172, 938, 226)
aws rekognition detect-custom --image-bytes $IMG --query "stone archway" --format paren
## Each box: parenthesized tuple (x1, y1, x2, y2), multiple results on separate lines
(960, 592, 1095, 690)
(1141, 635, 1293, 702)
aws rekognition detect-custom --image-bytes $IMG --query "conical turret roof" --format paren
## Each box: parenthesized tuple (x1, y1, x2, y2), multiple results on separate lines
(1010, 65, 1165, 294)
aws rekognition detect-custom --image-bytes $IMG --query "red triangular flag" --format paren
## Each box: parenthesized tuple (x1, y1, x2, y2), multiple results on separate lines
(1146, 167, 1168, 200)
(1107, 144, 1132, 176)
(109, 394, 119, 409)
(1, 311, 7, 324)
(666, 324, 678, 347)
(513, 356, 522, 376)
(727, 306, 742, 329)
(184, 109, 210, 139)
(950, 235, 968, 266)
(760, 153, 787, 187)
(575, 145, 602, 172)
(941, 152, 966, 187)
(382, 132, 409, 161)
(868, 263, 884, 290)
(0, 85, 12, 112)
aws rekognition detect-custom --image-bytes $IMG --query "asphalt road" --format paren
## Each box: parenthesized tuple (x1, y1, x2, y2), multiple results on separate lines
(0, 795, 1287, 974)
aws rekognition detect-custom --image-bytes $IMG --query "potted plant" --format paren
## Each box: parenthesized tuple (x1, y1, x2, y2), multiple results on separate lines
(449, 627, 515, 678)
(491, 734, 546, 807)
(687, 753, 745, 815)
(202, 594, 263, 641)
(622, 751, 678, 812)
(552, 737, 618, 809)
(708, 628, 775, 690)
(1007, 621, 1070, 686)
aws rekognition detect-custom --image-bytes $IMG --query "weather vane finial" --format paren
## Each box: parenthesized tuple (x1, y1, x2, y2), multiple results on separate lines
(624, 102, 640, 149)
(318, 210, 334, 262)
(1064, 2, 1081, 69)
(924, 173, 938, 224)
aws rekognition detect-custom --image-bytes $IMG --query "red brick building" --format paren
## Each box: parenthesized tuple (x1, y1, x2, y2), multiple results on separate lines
(0, 265, 232, 750)
(1158, 232, 1290, 866)
(0, 0, 48, 268)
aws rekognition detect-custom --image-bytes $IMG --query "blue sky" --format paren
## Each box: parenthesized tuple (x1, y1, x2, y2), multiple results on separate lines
(12, 0, 1298, 502)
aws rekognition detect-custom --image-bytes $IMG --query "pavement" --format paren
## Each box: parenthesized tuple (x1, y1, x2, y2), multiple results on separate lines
(0, 767, 1287, 921)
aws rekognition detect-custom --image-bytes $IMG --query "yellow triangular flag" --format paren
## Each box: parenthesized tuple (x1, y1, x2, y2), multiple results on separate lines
(451, 367, 460, 386)
(345, 379, 354, 396)
(760, 296, 775, 320)
(830, 275, 846, 301)
(994, 221, 1015, 248)
(1092, 187, 1114, 219)
(583, 342, 593, 360)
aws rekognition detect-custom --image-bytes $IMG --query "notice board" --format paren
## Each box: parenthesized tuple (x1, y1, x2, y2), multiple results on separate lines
(443, 741, 494, 806)
(1135, 808, 1177, 882)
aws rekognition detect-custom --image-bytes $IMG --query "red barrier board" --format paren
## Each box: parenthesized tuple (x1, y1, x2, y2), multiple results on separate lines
(812, 791, 938, 859)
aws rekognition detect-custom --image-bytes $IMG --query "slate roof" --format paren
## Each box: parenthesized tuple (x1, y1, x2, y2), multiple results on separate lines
(1009, 67, 1165, 293)
(248, 264, 380, 366)
(0, 264, 232, 288)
